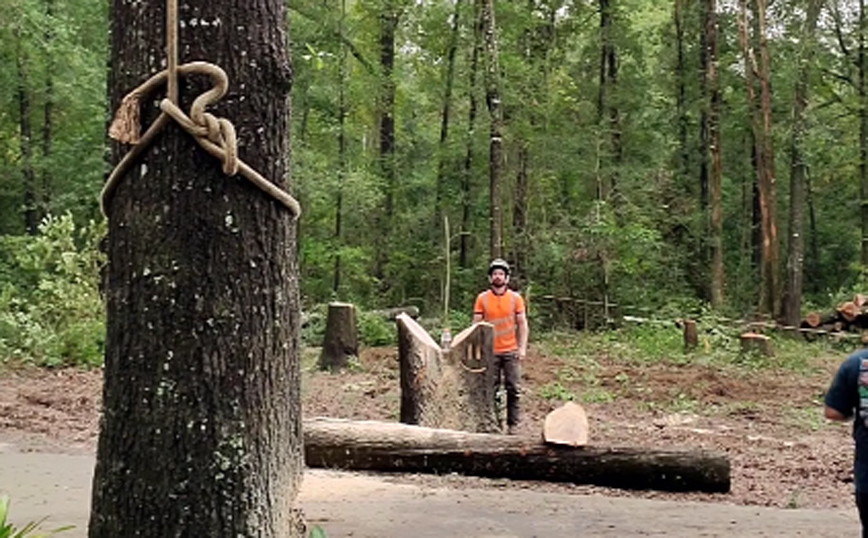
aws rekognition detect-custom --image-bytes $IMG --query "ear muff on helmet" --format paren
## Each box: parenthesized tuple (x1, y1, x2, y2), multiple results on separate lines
(488, 258, 510, 275)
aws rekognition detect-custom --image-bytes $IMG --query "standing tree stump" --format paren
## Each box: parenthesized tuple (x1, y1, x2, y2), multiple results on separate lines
(740, 332, 773, 357)
(318, 302, 358, 370)
(397, 314, 498, 433)
(683, 319, 698, 351)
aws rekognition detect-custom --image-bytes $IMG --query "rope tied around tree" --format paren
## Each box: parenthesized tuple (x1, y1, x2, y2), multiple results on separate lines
(100, 0, 300, 219)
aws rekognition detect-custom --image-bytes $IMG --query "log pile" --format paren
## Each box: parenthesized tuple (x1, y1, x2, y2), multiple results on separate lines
(303, 417, 731, 493)
(800, 294, 868, 341)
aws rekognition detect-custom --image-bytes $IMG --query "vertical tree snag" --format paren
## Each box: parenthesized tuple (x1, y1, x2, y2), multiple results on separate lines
(90, 0, 302, 536)
(398, 314, 498, 433)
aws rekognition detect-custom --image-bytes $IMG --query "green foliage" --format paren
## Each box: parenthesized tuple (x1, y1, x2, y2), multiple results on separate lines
(357, 310, 396, 347)
(0, 496, 73, 538)
(308, 525, 328, 538)
(0, 214, 105, 367)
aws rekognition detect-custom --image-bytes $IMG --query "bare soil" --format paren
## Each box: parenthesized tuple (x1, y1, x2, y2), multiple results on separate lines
(0, 344, 855, 510)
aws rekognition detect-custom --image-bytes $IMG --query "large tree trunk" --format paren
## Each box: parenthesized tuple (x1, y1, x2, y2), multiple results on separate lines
(781, 0, 821, 327)
(398, 314, 499, 433)
(303, 417, 731, 494)
(481, 0, 504, 259)
(90, 1, 302, 536)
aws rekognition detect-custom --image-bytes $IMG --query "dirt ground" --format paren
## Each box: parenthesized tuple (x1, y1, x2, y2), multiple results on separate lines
(0, 343, 857, 512)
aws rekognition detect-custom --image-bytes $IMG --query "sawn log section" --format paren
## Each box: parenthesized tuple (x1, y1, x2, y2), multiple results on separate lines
(303, 418, 731, 493)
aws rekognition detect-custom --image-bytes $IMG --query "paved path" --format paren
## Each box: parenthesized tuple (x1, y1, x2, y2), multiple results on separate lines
(0, 444, 860, 537)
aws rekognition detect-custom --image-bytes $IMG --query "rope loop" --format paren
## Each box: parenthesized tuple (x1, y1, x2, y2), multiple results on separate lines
(102, 56, 300, 218)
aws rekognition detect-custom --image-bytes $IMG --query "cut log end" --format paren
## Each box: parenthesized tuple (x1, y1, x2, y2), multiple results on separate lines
(543, 402, 589, 447)
(740, 332, 773, 357)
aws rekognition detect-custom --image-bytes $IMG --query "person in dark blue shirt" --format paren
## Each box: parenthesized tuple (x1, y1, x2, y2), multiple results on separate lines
(825, 347, 868, 538)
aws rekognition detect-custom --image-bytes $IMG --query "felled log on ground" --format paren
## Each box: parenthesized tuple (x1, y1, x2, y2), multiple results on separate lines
(318, 302, 358, 371)
(543, 401, 589, 447)
(397, 314, 499, 433)
(303, 417, 731, 494)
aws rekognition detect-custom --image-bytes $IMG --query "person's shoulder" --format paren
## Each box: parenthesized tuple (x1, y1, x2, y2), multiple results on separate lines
(837, 348, 868, 373)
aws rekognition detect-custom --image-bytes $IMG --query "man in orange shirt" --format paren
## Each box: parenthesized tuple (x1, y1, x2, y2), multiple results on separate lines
(473, 258, 529, 435)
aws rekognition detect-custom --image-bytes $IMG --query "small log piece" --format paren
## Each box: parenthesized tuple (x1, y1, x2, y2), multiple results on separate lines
(740, 332, 773, 357)
(318, 302, 358, 371)
(543, 402, 589, 447)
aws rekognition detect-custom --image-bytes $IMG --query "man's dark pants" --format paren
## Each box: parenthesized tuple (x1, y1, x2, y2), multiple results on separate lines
(493, 352, 521, 427)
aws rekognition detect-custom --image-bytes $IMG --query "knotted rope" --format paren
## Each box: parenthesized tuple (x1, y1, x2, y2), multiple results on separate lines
(101, 0, 300, 219)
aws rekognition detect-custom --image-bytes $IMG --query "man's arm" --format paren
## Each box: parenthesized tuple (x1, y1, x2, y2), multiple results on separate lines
(516, 312, 528, 359)
(825, 405, 849, 421)
(825, 356, 857, 422)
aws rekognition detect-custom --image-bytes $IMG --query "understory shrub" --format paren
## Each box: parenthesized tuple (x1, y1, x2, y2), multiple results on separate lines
(0, 214, 105, 367)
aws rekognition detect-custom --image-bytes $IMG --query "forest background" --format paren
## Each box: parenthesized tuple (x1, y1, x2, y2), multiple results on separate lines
(0, 0, 862, 366)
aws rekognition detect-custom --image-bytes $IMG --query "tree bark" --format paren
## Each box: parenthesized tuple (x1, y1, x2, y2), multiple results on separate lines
(90, 1, 302, 536)
(319, 302, 359, 371)
(782, 0, 821, 327)
(303, 417, 731, 493)
(481, 0, 504, 259)
(398, 314, 499, 433)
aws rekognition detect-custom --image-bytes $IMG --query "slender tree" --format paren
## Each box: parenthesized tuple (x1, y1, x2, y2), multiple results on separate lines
(16, 31, 39, 235)
(481, 0, 504, 259)
(89, 0, 303, 535)
(781, 0, 821, 326)
(375, 0, 399, 284)
(702, 0, 724, 307)
(460, 0, 483, 268)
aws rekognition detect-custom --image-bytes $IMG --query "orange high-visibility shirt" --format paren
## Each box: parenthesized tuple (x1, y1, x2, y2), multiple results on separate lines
(474, 289, 525, 354)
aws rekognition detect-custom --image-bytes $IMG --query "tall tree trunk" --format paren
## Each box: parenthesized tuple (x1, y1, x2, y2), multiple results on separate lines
(41, 0, 55, 218)
(334, 0, 348, 294)
(781, 0, 821, 326)
(754, 0, 780, 316)
(375, 2, 398, 285)
(596, 0, 620, 204)
(481, 0, 504, 260)
(739, 0, 779, 316)
(674, 0, 690, 187)
(513, 142, 529, 280)
(16, 36, 39, 235)
(861, 0, 868, 271)
(90, 0, 302, 536)
(704, 0, 724, 308)
(460, 0, 483, 269)
(435, 0, 462, 239)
